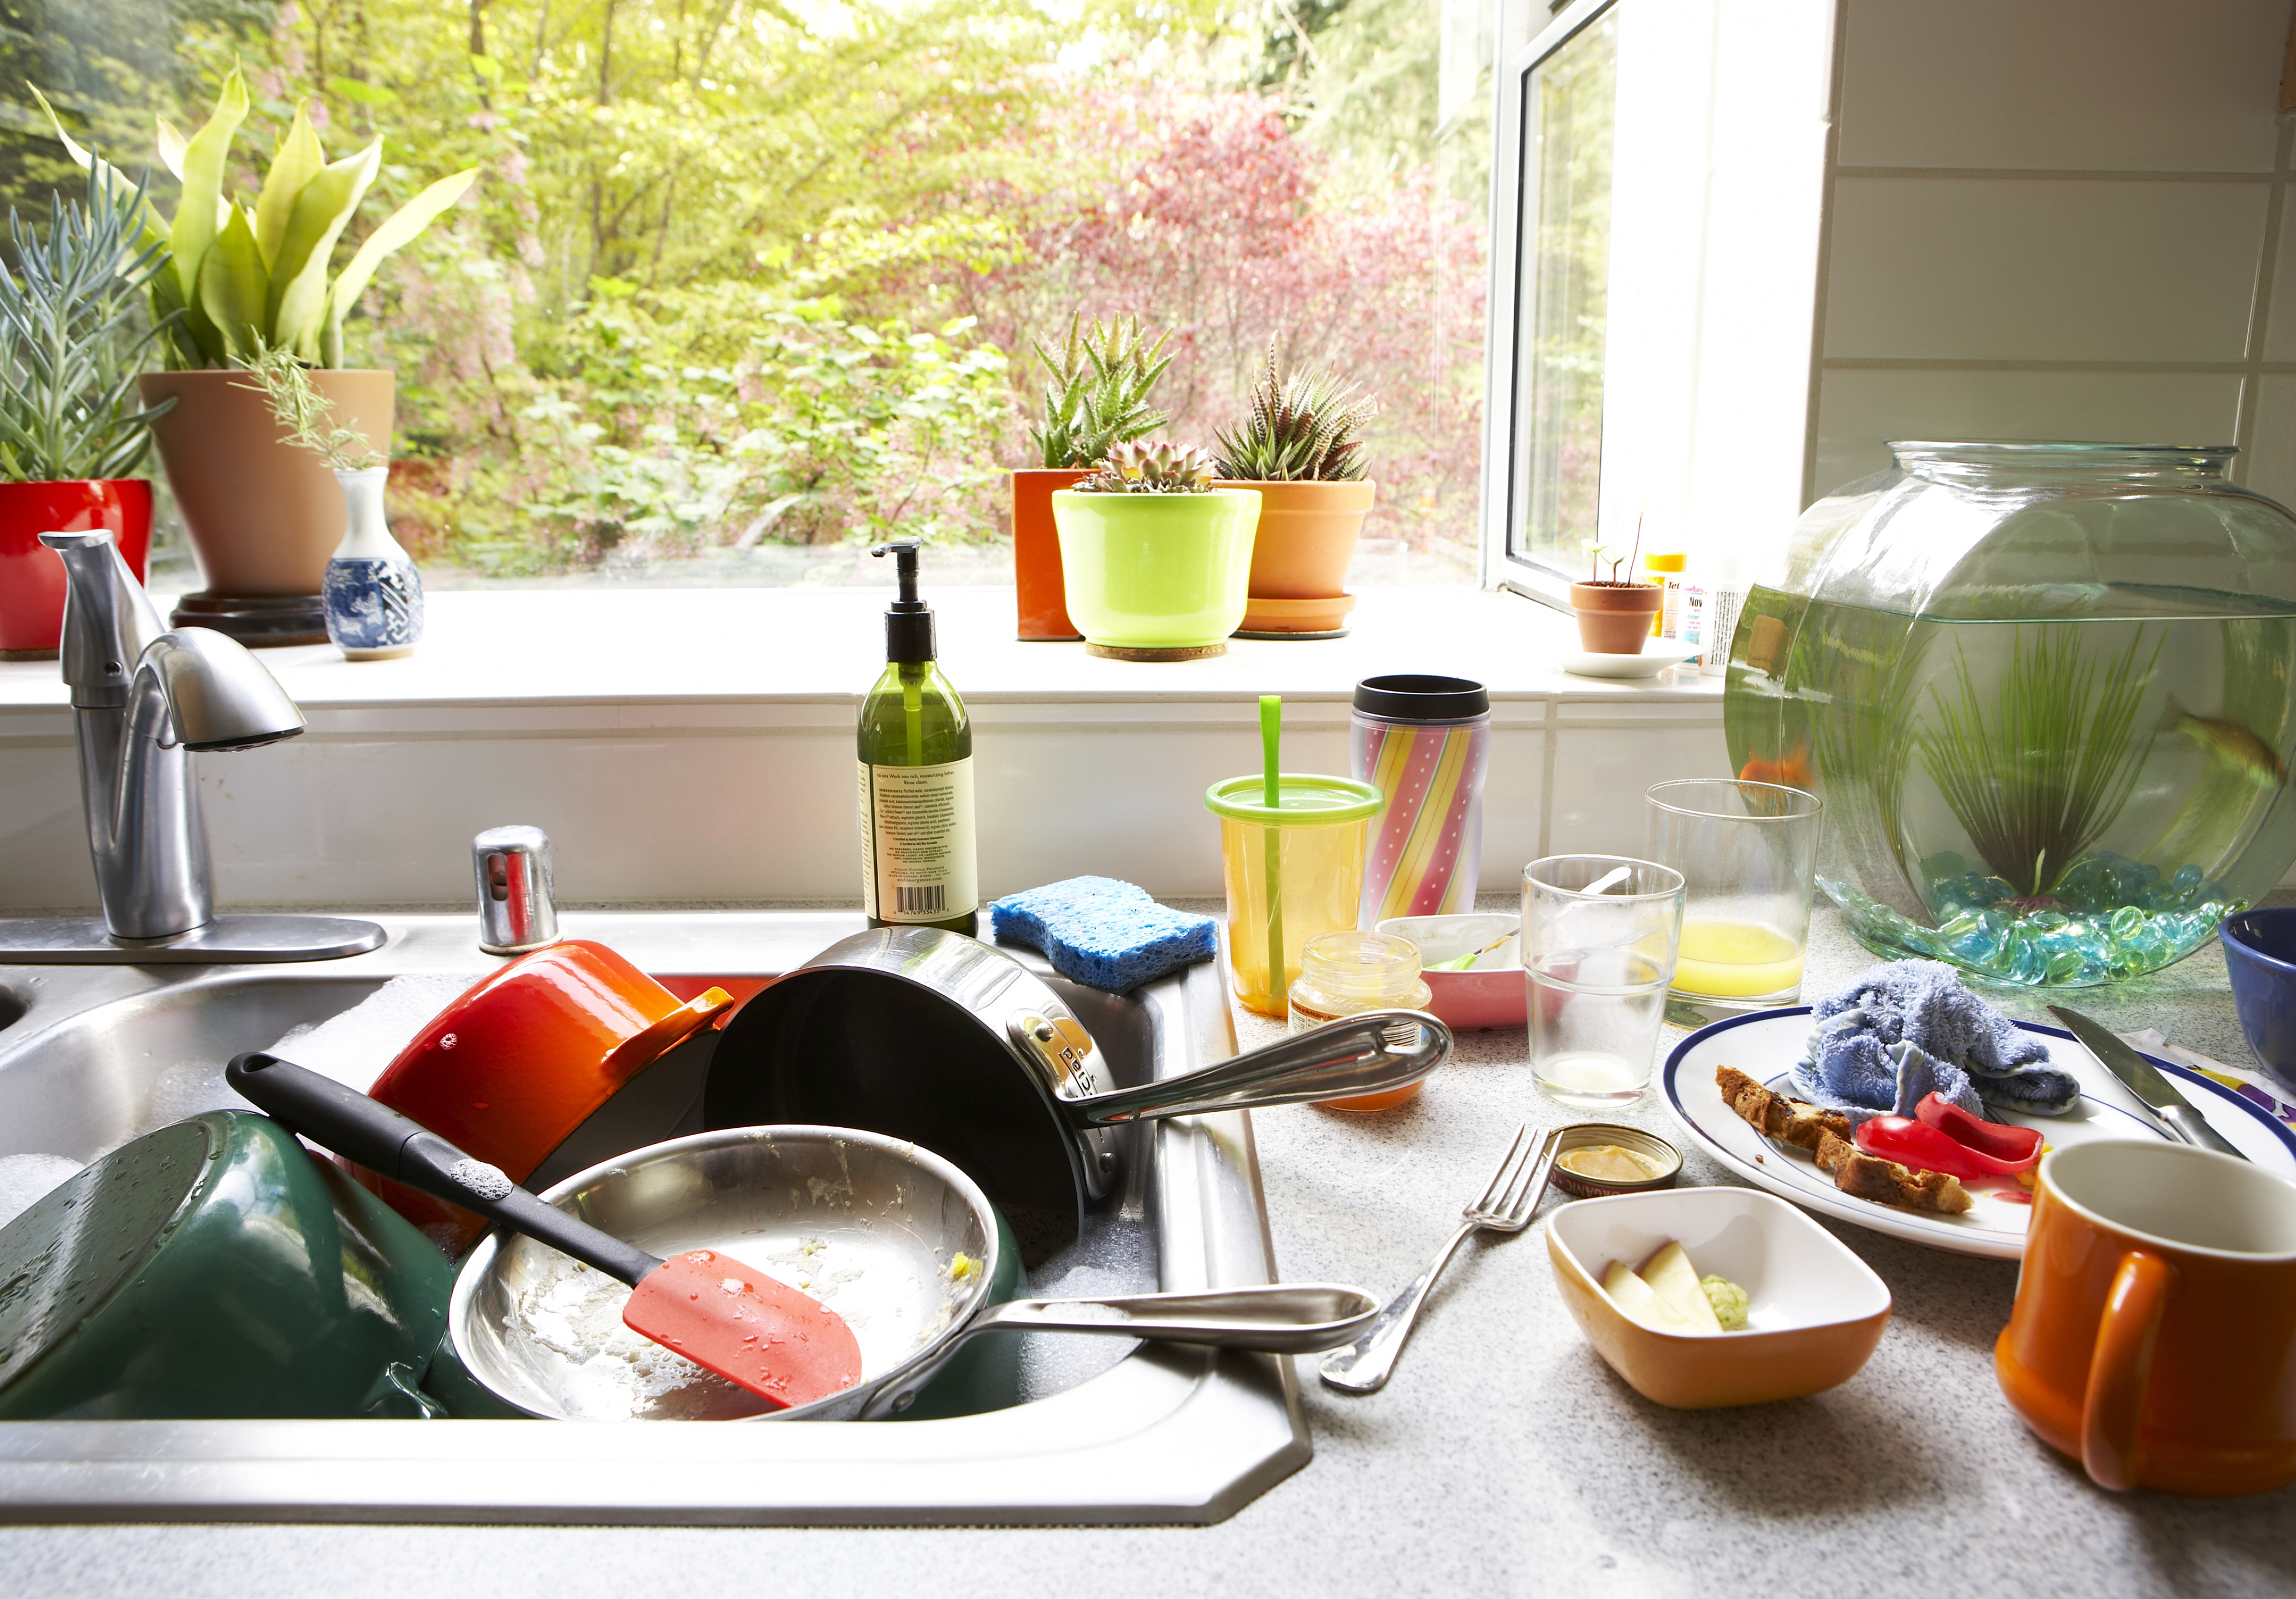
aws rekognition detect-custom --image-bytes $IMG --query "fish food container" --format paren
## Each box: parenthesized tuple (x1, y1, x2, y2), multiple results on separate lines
(1546, 1187, 1891, 1408)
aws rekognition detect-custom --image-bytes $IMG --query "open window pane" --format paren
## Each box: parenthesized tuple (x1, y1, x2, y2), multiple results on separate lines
(1507, 6, 1616, 579)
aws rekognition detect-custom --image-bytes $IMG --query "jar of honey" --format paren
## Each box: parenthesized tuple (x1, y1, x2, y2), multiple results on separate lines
(1288, 929, 1434, 1112)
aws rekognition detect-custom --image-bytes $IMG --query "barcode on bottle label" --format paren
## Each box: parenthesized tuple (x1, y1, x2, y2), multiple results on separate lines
(858, 757, 979, 923)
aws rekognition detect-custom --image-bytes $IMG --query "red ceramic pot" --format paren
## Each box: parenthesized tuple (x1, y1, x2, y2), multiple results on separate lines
(0, 479, 153, 658)
(358, 940, 733, 1253)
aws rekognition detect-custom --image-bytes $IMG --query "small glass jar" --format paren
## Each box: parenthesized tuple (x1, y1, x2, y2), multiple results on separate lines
(1288, 929, 1434, 1112)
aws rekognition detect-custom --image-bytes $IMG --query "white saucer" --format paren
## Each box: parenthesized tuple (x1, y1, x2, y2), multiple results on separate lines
(1561, 643, 1701, 679)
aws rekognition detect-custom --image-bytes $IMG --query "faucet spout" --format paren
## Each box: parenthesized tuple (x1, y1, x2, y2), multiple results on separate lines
(43, 530, 308, 940)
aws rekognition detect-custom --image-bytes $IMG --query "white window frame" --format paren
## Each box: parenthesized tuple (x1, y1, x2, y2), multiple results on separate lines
(1478, 0, 1621, 610)
(1479, 0, 1834, 607)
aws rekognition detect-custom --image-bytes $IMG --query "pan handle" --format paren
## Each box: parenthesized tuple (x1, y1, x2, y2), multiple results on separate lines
(1068, 1010, 1450, 1126)
(959, 1284, 1380, 1354)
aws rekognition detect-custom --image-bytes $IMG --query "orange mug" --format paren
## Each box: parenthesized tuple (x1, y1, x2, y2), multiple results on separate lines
(1995, 1139, 2296, 1496)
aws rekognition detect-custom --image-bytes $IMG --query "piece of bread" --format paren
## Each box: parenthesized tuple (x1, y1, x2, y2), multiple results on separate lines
(1814, 1129, 1973, 1214)
(1715, 1066, 1853, 1153)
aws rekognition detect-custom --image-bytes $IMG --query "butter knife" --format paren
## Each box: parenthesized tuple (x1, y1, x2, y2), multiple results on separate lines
(2046, 1005, 2248, 1161)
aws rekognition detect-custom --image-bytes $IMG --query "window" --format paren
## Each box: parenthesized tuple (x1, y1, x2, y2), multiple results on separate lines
(3, 1, 1500, 595)
(1481, 0, 1832, 605)
(1482, 0, 1617, 599)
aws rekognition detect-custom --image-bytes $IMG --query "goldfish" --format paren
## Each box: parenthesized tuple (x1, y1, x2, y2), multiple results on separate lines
(2163, 698, 2287, 788)
(1739, 745, 1815, 790)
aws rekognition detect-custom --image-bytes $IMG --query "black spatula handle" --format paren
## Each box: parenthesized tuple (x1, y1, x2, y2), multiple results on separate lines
(226, 1051, 659, 1285)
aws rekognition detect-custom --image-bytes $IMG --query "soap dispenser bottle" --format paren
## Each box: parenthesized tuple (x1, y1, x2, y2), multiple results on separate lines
(856, 540, 978, 933)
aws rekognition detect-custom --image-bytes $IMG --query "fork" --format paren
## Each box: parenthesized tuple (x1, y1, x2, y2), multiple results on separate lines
(1317, 1121, 1564, 1395)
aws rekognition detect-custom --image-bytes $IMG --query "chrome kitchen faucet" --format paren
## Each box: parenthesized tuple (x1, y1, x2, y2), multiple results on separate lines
(0, 530, 384, 962)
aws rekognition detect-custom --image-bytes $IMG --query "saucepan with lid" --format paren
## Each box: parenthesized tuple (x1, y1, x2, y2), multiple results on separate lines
(701, 927, 1451, 1237)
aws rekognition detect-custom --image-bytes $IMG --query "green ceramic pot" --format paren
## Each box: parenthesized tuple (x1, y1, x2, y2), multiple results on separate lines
(1052, 488, 1262, 654)
(0, 1111, 455, 1419)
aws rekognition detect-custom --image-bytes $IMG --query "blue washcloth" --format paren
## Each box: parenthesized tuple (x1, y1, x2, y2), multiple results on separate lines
(1794, 959, 2079, 1119)
(988, 876, 1217, 993)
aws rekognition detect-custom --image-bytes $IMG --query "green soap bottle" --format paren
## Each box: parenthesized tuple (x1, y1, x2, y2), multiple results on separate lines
(857, 540, 978, 933)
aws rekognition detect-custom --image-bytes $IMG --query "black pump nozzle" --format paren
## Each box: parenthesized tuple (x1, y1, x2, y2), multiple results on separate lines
(872, 540, 934, 663)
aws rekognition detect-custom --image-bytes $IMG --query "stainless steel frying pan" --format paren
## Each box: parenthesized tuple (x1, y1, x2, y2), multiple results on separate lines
(701, 927, 1450, 1231)
(449, 1124, 1379, 1421)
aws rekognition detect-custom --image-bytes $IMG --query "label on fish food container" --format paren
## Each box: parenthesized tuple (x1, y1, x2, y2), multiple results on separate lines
(858, 757, 979, 922)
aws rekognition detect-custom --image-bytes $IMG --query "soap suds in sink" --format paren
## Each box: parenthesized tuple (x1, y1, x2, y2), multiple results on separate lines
(0, 1153, 85, 1231)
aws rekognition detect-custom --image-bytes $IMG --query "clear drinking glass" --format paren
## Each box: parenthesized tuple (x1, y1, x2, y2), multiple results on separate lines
(1645, 779, 1825, 1011)
(1523, 854, 1686, 1108)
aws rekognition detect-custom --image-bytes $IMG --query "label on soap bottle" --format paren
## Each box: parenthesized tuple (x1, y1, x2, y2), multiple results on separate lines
(857, 757, 979, 923)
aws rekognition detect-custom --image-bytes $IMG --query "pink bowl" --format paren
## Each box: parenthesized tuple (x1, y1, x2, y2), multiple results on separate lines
(1378, 914, 1525, 1031)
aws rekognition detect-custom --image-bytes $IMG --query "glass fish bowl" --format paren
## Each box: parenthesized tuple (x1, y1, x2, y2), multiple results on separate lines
(1723, 441, 2296, 987)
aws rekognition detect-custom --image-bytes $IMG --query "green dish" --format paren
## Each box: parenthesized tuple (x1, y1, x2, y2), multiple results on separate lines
(0, 1111, 454, 1420)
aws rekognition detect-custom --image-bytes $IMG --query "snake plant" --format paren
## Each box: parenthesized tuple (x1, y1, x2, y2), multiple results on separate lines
(0, 164, 178, 482)
(34, 72, 478, 370)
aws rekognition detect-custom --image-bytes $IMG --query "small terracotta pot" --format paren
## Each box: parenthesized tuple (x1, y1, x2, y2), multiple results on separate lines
(138, 368, 394, 597)
(1011, 467, 1089, 639)
(1570, 581, 1665, 654)
(1216, 479, 1375, 631)
(0, 479, 152, 658)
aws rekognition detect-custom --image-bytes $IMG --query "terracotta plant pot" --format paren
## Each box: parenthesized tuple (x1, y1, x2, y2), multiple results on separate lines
(1216, 478, 1376, 634)
(1052, 488, 1262, 659)
(1570, 581, 1665, 654)
(138, 368, 394, 597)
(0, 479, 152, 659)
(1011, 467, 1089, 639)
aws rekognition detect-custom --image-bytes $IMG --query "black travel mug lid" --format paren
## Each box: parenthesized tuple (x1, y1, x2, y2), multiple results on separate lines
(1352, 674, 1490, 721)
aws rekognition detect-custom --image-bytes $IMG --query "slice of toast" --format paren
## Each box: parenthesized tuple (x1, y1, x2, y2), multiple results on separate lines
(1814, 1129, 1973, 1214)
(1715, 1066, 1853, 1154)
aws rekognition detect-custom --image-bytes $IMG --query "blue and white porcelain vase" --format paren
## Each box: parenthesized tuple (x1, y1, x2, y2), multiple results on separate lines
(323, 467, 424, 660)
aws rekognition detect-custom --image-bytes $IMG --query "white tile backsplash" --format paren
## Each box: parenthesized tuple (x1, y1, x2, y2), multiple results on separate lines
(1824, 177, 2270, 363)
(2244, 375, 2296, 509)
(1836, 0, 2286, 174)
(2261, 200, 2296, 363)
(1810, 368, 2247, 499)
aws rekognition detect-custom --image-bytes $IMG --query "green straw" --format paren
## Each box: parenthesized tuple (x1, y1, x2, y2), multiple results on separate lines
(1260, 694, 1284, 1007)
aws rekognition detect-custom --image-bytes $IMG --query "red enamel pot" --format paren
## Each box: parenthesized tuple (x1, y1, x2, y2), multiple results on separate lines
(355, 940, 733, 1254)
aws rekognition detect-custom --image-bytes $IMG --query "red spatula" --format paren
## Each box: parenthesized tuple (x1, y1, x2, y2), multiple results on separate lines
(226, 1050, 862, 1408)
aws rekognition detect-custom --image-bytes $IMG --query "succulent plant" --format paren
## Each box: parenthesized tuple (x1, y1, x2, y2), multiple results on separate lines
(1076, 440, 1216, 494)
(1030, 313, 1173, 469)
(0, 164, 179, 483)
(1212, 339, 1376, 482)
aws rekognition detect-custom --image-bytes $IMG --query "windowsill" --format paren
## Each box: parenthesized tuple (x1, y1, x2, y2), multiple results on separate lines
(0, 585, 1720, 723)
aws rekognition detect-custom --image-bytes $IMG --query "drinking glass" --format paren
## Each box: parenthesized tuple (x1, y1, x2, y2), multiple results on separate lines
(1523, 854, 1686, 1108)
(1645, 779, 1824, 1011)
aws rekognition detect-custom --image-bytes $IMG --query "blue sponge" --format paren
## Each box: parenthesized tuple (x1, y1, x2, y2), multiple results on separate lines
(988, 876, 1217, 992)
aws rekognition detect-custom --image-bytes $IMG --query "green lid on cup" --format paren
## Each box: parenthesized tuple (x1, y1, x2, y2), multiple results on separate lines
(1204, 773, 1383, 825)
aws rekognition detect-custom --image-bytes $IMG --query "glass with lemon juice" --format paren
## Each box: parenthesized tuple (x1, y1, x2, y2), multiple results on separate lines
(1647, 780, 1825, 1010)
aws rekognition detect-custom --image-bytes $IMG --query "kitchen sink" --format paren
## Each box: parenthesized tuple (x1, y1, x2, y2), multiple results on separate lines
(0, 911, 1309, 1524)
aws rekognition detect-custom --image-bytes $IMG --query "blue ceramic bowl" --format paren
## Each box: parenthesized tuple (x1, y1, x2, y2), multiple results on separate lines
(2219, 909, 2296, 1096)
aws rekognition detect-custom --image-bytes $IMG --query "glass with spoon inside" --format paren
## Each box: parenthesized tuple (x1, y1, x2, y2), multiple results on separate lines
(1523, 855, 1685, 1108)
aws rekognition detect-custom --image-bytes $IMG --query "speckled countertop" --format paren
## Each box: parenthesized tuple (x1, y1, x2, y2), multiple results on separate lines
(7, 902, 2294, 1599)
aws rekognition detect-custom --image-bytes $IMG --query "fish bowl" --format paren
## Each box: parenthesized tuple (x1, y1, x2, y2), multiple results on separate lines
(1723, 441, 2296, 987)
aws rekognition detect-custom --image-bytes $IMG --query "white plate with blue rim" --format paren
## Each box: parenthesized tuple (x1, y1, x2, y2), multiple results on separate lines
(1660, 1007, 2296, 1259)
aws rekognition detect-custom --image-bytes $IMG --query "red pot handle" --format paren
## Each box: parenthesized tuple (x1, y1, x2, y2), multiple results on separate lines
(2081, 1249, 2176, 1491)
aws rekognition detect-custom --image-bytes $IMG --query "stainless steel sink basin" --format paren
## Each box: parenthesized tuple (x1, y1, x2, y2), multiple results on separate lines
(0, 911, 1308, 1524)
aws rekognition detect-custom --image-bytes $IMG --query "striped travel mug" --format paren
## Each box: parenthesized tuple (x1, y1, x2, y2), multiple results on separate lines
(1352, 675, 1491, 925)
